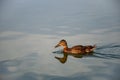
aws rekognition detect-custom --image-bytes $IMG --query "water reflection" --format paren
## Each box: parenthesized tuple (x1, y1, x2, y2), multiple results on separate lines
(55, 53, 68, 64)
(54, 52, 93, 64)
(54, 50, 120, 64)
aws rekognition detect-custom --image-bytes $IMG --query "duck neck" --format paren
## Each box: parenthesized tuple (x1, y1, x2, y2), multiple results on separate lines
(63, 44, 68, 49)
(62, 41, 69, 52)
(63, 45, 70, 53)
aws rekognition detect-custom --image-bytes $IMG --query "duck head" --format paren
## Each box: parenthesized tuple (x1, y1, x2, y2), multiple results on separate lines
(55, 39, 68, 48)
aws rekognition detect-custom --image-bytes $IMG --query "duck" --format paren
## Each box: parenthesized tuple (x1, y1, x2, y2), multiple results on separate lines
(55, 39, 96, 55)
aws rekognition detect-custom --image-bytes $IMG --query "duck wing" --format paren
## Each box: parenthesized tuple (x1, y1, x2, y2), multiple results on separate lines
(71, 45, 85, 50)
(85, 45, 96, 49)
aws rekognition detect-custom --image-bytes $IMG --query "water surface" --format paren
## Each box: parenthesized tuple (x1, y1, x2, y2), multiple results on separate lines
(0, 0, 120, 80)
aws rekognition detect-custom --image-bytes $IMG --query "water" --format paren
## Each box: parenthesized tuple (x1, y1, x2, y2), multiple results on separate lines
(0, 0, 120, 80)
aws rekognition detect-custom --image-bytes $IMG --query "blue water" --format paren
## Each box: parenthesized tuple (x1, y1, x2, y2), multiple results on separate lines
(0, 0, 120, 80)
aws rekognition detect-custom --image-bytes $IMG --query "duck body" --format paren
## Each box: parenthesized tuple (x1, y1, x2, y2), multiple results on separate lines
(55, 39, 96, 55)
(63, 45, 84, 54)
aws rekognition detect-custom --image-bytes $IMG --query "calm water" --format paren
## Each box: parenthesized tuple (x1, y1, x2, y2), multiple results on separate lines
(0, 0, 120, 80)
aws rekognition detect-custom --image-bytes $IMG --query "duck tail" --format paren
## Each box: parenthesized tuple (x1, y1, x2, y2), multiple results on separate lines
(89, 44, 96, 52)
(93, 44, 96, 48)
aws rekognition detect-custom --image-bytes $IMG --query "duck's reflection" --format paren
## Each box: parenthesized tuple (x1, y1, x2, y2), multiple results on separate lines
(55, 52, 68, 64)
(54, 52, 90, 64)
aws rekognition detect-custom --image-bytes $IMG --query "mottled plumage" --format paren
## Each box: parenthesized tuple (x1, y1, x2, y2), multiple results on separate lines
(55, 39, 96, 54)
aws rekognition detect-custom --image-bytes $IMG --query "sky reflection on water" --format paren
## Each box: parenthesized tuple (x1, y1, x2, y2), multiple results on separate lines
(0, 0, 120, 80)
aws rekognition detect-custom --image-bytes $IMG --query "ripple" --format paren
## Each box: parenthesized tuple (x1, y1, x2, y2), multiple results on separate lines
(93, 52, 120, 59)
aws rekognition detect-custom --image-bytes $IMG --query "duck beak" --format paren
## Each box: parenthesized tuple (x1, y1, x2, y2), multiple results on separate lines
(55, 44, 60, 48)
